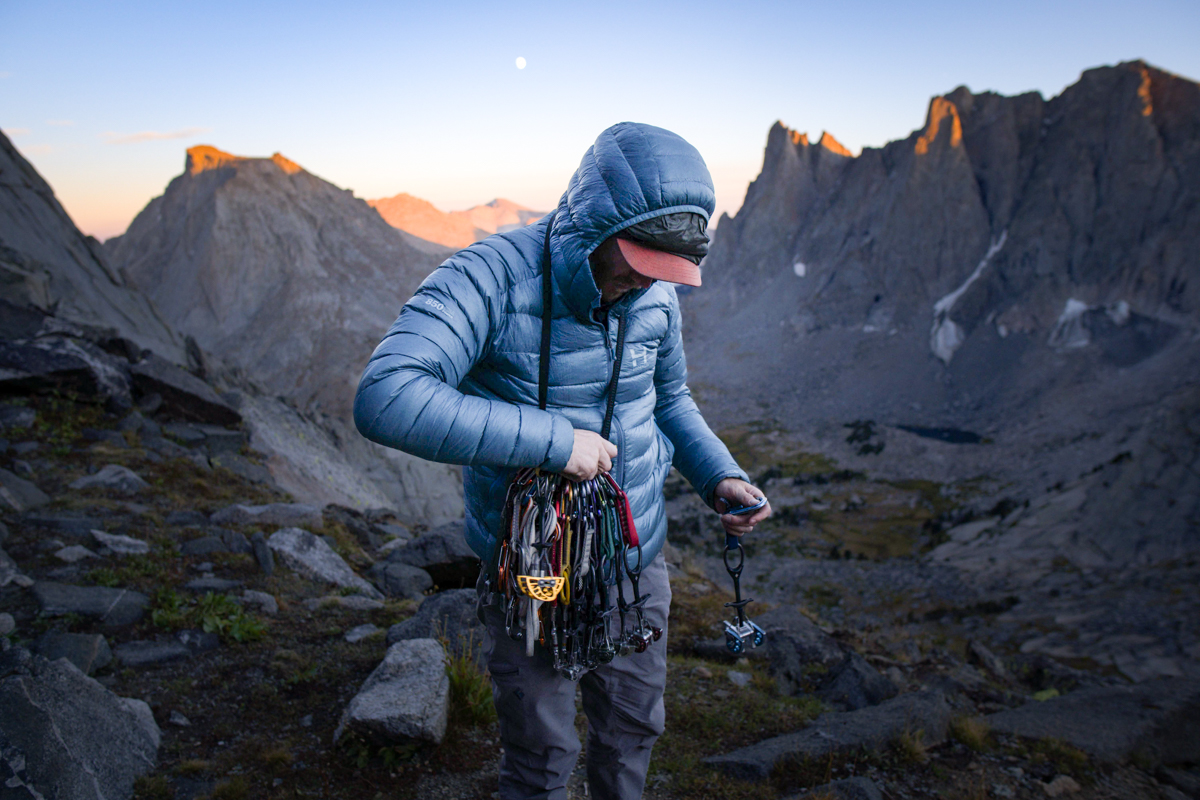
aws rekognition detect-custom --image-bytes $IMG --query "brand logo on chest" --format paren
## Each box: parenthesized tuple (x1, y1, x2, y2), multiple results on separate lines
(627, 345, 653, 367)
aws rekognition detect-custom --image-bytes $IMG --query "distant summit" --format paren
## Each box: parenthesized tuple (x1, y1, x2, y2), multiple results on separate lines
(369, 194, 544, 249)
(107, 145, 463, 521)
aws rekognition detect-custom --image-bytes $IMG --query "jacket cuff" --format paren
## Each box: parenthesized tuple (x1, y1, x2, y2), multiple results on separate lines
(540, 414, 576, 472)
(700, 468, 751, 509)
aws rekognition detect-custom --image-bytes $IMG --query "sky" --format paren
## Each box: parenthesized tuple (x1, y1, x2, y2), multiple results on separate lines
(2, 0, 1198, 241)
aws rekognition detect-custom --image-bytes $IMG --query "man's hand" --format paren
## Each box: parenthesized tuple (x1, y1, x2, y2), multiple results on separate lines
(563, 429, 618, 481)
(713, 477, 771, 538)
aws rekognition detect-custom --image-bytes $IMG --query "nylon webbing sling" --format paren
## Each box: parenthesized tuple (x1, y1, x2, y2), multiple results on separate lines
(493, 218, 657, 679)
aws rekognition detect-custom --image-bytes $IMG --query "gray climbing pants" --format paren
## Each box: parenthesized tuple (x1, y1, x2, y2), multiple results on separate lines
(477, 554, 671, 800)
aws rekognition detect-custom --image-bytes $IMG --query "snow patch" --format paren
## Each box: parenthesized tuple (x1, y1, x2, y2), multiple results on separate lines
(1048, 298, 1092, 349)
(930, 231, 1007, 364)
(793, 261, 807, 277)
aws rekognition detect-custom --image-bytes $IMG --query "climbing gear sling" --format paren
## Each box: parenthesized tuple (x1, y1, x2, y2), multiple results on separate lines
(488, 216, 660, 680)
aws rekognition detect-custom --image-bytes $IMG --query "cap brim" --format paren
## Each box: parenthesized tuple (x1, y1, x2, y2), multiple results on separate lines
(616, 238, 702, 287)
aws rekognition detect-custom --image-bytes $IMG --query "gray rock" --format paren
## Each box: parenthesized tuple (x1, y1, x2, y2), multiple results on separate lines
(34, 631, 113, 674)
(0, 405, 36, 431)
(987, 677, 1200, 765)
(81, 428, 128, 448)
(345, 623, 382, 643)
(325, 504, 379, 549)
(210, 452, 272, 484)
(786, 777, 883, 800)
(179, 535, 229, 556)
(334, 638, 449, 746)
(969, 639, 1012, 682)
(0, 648, 160, 799)
(32, 582, 149, 626)
(114, 639, 192, 666)
(369, 561, 434, 600)
(212, 502, 323, 530)
(268, 527, 381, 598)
(818, 653, 898, 711)
(0, 467, 50, 512)
(141, 435, 189, 458)
(386, 521, 480, 588)
(0, 613, 13, 636)
(55, 544, 100, 563)
(728, 670, 752, 688)
(175, 629, 220, 654)
(165, 509, 208, 527)
(0, 547, 21, 588)
(183, 577, 243, 593)
(242, 590, 278, 615)
(304, 595, 385, 612)
(706, 691, 952, 781)
(23, 513, 101, 538)
(762, 605, 847, 693)
(71, 464, 148, 494)
(90, 529, 151, 555)
(11, 441, 39, 455)
(0, 519, 7, 544)
(129, 352, 240, 425)
(386, 589, 482, 663)
(220, 528, 252, 555)
(169, 710, 192, 727)
(162, 422, 206, 447)
(251, 530, 274, 575)
(1158, 767, 1200, 798)
(195, 424, 245, 455)
(0, 336, 132, 411)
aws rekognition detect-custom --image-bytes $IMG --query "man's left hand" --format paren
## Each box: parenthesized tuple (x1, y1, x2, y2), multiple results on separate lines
(713, 478, 771, 538)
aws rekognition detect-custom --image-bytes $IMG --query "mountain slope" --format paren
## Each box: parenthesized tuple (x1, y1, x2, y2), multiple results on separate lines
(684, 60, 1200, 571)
(108, 146, 463, 521)
(0, 130, 183, 361)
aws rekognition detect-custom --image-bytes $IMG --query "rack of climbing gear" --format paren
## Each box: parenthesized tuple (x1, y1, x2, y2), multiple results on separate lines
(722, 532, 766, 654)
(493, 468, 661, 680)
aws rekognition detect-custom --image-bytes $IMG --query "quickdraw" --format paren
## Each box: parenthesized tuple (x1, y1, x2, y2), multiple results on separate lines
(722, 533, 766, 654)
(493, 467, 661, 680)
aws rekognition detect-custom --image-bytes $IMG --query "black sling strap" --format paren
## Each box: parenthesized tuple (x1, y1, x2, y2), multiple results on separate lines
(538, 217, 626, 440)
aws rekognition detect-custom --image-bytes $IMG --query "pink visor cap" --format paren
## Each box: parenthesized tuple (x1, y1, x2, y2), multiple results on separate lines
(616, 238, 702, 287)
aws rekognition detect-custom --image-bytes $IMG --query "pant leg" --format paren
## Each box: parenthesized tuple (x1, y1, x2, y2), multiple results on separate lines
(580, 554, 671, 800)
(479, 591, 581, 800)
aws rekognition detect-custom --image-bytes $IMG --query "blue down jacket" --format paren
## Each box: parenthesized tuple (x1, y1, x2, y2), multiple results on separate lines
(354, 122, 748, 566)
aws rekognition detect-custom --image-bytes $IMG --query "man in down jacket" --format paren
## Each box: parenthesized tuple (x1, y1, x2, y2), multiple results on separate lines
(355, 122, 770, 799)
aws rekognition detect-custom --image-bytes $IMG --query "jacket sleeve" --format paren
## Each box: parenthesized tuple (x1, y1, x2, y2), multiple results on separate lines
(354, 250, 575, 470)
(653, 299, 749, 506)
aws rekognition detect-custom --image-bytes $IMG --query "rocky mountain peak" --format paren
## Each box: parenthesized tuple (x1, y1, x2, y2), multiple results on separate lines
(369, 194, 545, 249)
(184, 145, 304, 177)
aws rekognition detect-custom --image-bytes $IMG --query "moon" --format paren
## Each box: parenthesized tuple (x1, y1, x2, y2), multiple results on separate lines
(515, 56, 526, 70)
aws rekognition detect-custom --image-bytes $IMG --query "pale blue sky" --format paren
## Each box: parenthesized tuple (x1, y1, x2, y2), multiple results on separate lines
(2, 0, 1197, 239)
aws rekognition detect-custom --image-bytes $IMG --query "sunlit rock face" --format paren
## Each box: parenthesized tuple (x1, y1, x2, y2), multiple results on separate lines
(0, 131, 184, 362)
(686, 61, 1200, 568)
(108, 146, 464, 522)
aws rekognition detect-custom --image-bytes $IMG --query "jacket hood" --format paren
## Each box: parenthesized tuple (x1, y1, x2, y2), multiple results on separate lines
(548, 122, 715, 320)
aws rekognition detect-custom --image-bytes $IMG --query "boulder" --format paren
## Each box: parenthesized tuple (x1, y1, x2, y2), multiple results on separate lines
(386, 521, 480, 588)
(129, 352, 240, 425)
(0, 547, 20, 587)
(165, 509, 208, 527)
(220, 529, 252, 555)
(369, 561, 433, 600)
(0, 614, 13, 636)
(987, 678, 1200, 765)
(0, 336, 132, 410)
(267, 527, 381, 598)
(785, 777, 883, 800)
(32, 582, 149, 626)
(345, 624, 381, 643)
(211, 502, 323, 530)
(0, 647, 160, 799)
(818, 653, 899, 711)
(334, 638, 449, 746)
(210, 452, 273, 484)
(251, 531, 274, 575)
(54, 544, 99, 563)
(386, 589, 482, 663)
(0, 404, 36, 431)
(90, 529, 151, 555)
(304, 595, 385, 612)
(179, 535, 228, 556)
(705, 691, 952, 781)
(71, 464, 149, 494)
(241, 590, 278, 615)
(22, 513, 101, 538)
(32, 631, 113, 675)
(183, 577, 243, 593)
(761, 605, 847, 693)
(113, 639, 193, 667)
(0, 467, 50, 512)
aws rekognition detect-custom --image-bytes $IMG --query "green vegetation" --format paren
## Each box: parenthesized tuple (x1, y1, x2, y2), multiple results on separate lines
(151, 589, 265, 643)
(443, 634, 495, 728)
(950, 715, 991, 752)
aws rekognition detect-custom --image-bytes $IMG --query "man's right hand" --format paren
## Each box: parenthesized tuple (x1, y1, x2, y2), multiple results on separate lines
(563, 429, 617, 481)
